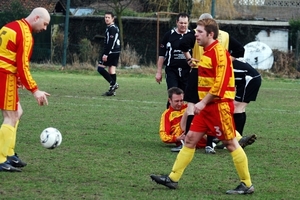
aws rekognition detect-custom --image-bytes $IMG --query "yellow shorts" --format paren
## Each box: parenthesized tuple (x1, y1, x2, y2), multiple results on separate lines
(0, 72, 18, 111)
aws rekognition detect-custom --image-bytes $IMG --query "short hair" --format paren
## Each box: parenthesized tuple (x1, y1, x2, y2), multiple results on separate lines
(176, 13, 189, 21)
(199, 13, 213, 20)
(105, 11, 114, 18)
(168, 87, 184, 99)
(197, 18, 219, 39)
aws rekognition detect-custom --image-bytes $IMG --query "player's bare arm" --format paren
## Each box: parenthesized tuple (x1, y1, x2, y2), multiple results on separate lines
(156, 56, 164, 84)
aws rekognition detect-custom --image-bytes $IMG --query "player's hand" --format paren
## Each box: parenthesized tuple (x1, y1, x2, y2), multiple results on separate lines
(17, 77, 24, 89)
(177, 133, 185, 141)
(155, 72, 162, 84)
(194, 101, 205, 115)
(102, 55, 108, 62)
(33, 90, 50, 106)
(187, 58, 200, 68)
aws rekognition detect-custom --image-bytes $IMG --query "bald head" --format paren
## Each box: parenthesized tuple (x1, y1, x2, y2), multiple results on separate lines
(26, 7, 51, 33)
(31, 7, 50, 21)
(199, 13, 213, 20)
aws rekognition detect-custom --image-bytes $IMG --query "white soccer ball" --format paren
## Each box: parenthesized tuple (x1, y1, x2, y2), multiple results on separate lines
(40, 127, 62, 149)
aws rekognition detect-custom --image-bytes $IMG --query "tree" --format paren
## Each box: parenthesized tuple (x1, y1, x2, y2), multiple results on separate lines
(103, 0, 136, 49)
(0, 0, 29, 27)
(166, 0, 193, 27)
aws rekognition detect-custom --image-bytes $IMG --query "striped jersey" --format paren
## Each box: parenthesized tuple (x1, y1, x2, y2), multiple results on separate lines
(198, 40, 235, 101)
(159, 104, 187, 143)
(0, 19, 37, 92)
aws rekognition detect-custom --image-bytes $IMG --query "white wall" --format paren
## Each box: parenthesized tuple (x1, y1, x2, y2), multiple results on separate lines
(255, 29, 289, 52)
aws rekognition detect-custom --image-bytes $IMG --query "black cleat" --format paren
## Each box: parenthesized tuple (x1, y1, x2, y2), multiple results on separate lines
(216, 143, 226, 149)
(150, 174, 178, 189)
(102, 83, 119, 96)
(110, 83, 119, 91)
(170, 145, 182, 152)
(239, 134, 257, 148)
(7, 154, 27, 168)
(102, 91, 115, 96)
(0, 162, 22, 172)
(226, 182, 254, 194)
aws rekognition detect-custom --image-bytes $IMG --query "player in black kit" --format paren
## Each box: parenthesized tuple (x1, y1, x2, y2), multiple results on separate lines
(155, 13, 192, 108)
(233, 58, 262, 135)
(98, 11, 121, 96)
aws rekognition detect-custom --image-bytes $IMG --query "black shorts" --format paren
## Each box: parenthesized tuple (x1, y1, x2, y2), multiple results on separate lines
(184, 68, 199, 104)
(165, 66, 190, 92)
(235, 76, 261, 103)
(99, 53, 120, 67)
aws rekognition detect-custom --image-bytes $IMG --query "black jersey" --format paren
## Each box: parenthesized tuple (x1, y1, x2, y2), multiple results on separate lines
(159, 28, 191, 69)
(178, 29, 195, 53)
(103, 24, 121, 55)
(233, 59, 261, 87)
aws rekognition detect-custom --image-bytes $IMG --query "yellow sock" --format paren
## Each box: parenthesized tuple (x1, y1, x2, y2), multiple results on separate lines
(236, 130, 242, 141)
(231, 146, 252, 187)
(169, 146, 195, 182)
(8, 120, 19, 156)
(0, 128, 5, 163)
(0, 124, 15, 163)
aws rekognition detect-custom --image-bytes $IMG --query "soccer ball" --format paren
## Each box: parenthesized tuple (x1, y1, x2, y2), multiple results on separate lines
(40, 127, 62, 149)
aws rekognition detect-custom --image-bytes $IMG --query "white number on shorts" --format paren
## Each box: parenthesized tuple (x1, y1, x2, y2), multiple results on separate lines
(214, 126, 222, 137)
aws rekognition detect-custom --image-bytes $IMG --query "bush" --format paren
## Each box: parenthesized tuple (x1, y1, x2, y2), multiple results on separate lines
(120, 44, 141, 67)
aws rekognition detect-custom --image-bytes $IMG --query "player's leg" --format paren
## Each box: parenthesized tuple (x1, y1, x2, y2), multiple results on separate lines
(7, 102, 22, 157)
(234, 76, 261, 135)
(183, 68, 199, 134)
(6, 102, 27, 168)
(178, 67, 189, 95)
(0, 110, 22, 172)
(234, 81, 248, 135)
(223, 138, 254, 194)
(171, 102, 195, 152)
(205, 135, 216, 154)
(151, 114, 206, 188)
(97, 64, 115, 97)
(150, 131, 205, 189)
(213, 102, 253, 194)
(169, 130, 205, 178)
(233, 101, 248, 135)
(216, 130, 257, 149)
(165, 67, 179, 108)
(97, 63, 112, 84)
(107, 53, 120, 93)
(0, 73, 21, 172)
(170, 68, 200, 152)
(107, 65, 119, 91)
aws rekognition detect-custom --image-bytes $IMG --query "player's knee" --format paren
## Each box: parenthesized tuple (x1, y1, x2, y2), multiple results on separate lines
(97, 65, 105, 74)
(185, 132, 199, 147)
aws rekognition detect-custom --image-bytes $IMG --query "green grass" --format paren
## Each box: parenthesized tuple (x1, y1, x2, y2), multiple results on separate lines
(0, 70, 300, 200)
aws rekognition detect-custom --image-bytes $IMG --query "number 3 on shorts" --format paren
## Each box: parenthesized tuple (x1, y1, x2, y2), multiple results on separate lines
(214, 126, 222, 137)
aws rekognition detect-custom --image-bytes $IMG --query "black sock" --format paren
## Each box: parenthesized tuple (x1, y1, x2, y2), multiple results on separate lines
(185, 115, 194, 135)
(98, 68, 113, 84)
(110, 74, 116, 85)
(234, 112, 246, 136)
(206, 135, 214, 147)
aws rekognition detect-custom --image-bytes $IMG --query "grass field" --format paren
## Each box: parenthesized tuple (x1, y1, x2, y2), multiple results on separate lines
(0, 69, 299, 200)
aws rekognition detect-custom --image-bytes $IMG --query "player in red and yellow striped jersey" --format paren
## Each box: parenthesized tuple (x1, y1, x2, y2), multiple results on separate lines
(151, 18, 254, 195)
(158, 87, 206, 150)
(0, 7, 51, 172)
